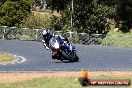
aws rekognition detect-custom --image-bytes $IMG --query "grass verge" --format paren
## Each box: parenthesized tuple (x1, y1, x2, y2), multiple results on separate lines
(0, 71, 131, 88)
(102, 30, 132, 47)
(0, 52, 15, 63)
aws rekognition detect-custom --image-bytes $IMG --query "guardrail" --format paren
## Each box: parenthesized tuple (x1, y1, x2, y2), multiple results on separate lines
(0, 26, 43, 41)
(0, 26, 105, 45)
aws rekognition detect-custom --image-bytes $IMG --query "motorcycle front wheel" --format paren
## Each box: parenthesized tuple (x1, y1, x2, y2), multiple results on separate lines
(61, 50, 79, 62)
(69, 53, 79, 62)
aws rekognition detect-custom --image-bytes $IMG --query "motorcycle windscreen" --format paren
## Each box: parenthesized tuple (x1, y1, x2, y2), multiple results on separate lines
(50, 35, 64, 47)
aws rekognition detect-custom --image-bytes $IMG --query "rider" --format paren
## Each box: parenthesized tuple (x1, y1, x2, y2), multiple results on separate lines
(63, 37, 72, 52)
(42, 28, 52, 50)
(42, 28, 72, 51)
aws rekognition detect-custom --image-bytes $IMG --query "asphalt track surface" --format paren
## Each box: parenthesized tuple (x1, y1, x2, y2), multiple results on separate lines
(0, 39, 132, 71)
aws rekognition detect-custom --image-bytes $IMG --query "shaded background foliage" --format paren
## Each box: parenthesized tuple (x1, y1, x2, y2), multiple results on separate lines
(116, 0, 132, 32)
(0, 0, 31, 27)
(46, 0, 132, 33)
(0, 0, 132, 33)
(46, 0, 116, 34)
(73, 0, 114, 34)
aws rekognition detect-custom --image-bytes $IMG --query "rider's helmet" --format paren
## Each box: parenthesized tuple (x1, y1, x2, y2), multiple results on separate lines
(62, 33, 69, 43)
(42, 28, 51, 39)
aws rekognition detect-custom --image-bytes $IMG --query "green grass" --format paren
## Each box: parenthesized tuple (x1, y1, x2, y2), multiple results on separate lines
(0, 52, 15, 62)
(0, 76, 131, 88)
(102, 30, 132, 47)
(107, 30, 132, 36)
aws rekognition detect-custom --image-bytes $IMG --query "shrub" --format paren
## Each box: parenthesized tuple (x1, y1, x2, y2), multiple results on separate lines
(20, 12, 52, 29)
(0, 0, 31, 27)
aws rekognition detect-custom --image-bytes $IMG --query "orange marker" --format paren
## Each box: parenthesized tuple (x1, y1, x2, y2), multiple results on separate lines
(84, 71, 88, 77)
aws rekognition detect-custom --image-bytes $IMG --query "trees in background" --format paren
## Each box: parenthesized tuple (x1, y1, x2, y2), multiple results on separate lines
(0, 0, 31, 27)
(116, 0, 132, 32)
(47, 0, 116, 34)
(0, 0, 131, 33)
(72, 0, 115, 34)
(46, 0, 132, 33)
(46, 0, 71, 13)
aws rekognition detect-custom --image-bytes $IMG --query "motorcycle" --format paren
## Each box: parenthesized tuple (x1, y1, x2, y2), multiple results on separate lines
(42, 35, 79, 62)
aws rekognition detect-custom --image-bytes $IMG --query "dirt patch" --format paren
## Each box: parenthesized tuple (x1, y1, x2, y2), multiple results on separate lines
(0, 71, 132, 83)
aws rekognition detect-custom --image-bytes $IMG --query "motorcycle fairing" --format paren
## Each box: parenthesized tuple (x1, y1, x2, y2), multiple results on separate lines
(49, 35, 64, 49)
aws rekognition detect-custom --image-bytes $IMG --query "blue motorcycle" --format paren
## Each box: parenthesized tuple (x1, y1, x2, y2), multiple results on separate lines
(43, 35, 79, 62)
